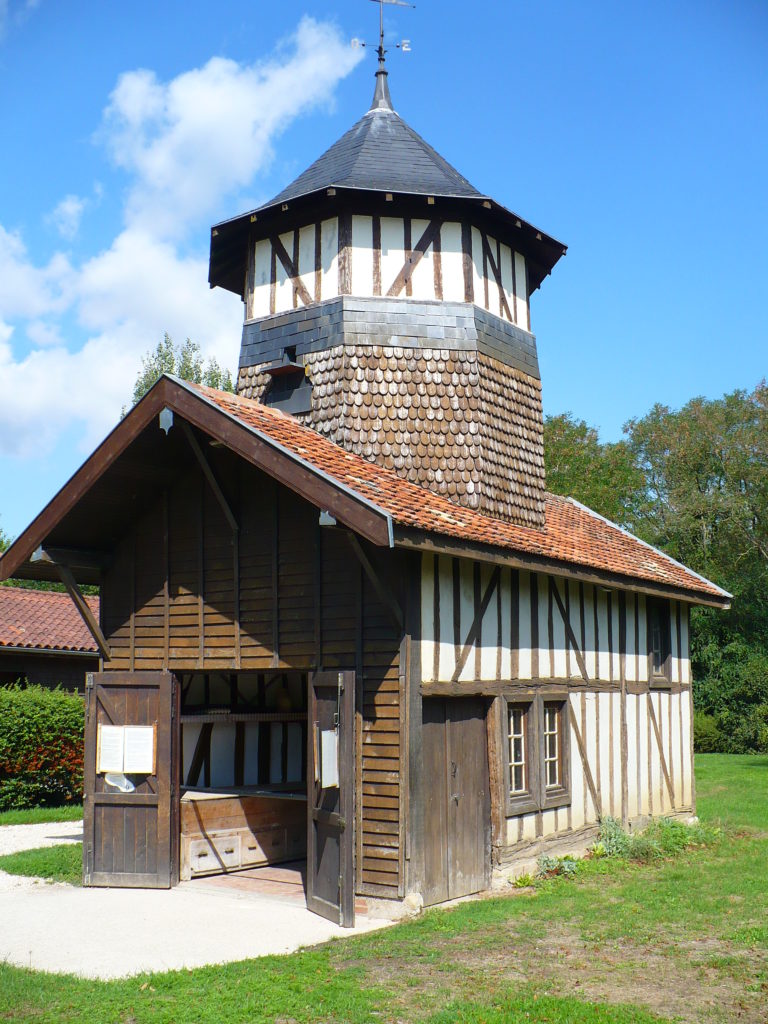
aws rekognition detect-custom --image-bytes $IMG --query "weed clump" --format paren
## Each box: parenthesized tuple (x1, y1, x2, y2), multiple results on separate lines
(592, 815, 719, 863)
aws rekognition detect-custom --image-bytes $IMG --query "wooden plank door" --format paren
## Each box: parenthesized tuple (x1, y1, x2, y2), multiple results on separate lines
(423, 697, 491, 906)
(307, 670, 355, 927)
(83, 671, 179, 888)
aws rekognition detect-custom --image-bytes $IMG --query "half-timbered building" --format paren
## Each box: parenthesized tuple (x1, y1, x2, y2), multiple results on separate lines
(0, 58, 729, 925)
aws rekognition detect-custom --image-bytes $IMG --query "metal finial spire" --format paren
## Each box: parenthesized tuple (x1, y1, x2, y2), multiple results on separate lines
(355, 0, 413, 112)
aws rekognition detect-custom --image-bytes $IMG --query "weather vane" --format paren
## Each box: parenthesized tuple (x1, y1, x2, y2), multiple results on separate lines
(351, 0, 415, 65)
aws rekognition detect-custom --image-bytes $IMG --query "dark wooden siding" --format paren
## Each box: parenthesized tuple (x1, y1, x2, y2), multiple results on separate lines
(100, 454, 404, 896)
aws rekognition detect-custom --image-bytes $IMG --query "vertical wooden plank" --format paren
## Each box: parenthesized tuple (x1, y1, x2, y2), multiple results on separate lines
(372, 215, 381, 296)
(406, 551, 425, 897)
(292, 229, 300, 309)
(510, 246, 518, 324)
(314, 520, 322, 669)
(461, 221, 474, 303)
(481, 232, 489, 310)
(473, 562, 482, 679)
(433, 553, 441, 683)
(129, 535, 136, 673)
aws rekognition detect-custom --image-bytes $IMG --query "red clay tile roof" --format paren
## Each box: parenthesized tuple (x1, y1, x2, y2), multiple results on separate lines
(0, 586, 98, 653)
(190, 382, 730, 604)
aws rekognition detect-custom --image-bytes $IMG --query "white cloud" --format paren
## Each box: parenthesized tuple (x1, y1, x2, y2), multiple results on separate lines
(102, 17, 362, 239)
(0, 17, 362, 458)
(48, 193, 87, 240)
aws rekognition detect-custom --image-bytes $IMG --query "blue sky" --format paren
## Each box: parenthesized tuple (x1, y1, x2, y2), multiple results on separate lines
(0, 0, 766, 539)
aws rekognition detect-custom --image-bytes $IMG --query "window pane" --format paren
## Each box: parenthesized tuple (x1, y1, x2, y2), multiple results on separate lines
(508, 704, 527, 796)
(543, 703, 561, 790)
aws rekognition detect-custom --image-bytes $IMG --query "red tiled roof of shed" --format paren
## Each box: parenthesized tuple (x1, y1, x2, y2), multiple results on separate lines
(0, 586, 98, 653)
(190, 383, 730, 604)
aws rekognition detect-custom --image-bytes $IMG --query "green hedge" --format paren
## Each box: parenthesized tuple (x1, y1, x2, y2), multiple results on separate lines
(0, 686, 84, 810)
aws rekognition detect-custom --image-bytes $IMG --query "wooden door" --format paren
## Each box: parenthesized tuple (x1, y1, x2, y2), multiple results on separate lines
(83, 671, 179, 888)
(307, 670, 355, 927)
(423, 697, 491, 906)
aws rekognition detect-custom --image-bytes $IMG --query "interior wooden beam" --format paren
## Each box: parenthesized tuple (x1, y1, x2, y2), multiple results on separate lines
(53, 561, 112, 662)
(181, 422, 239, 535)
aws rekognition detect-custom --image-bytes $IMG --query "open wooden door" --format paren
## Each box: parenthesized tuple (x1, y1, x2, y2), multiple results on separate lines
(307, 670, 355, 927)
(83, 671, 179, 888)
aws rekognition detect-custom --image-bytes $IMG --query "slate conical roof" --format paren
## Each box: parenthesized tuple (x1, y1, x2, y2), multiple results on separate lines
(261, 69, 483, 210)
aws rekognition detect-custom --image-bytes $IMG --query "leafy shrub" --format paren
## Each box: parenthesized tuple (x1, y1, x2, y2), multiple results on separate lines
(511, 872, 535, 888)
(693, 711, 724, 753)
(0, 686, 84, 810)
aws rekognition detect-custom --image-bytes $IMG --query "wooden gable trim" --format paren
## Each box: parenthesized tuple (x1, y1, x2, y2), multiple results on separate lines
(0, 377, 394, 584)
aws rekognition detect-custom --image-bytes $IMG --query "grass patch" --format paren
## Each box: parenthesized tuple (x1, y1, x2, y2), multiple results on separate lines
(0, 804, 83, 826)
(0, 756, 766, 1024)
(0, 842, 82, 885)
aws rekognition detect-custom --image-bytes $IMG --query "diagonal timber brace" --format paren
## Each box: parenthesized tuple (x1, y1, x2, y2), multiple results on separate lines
(181, 422, 239, 535)
(346, 533, 403, 632)
(30, 550, 112, 662)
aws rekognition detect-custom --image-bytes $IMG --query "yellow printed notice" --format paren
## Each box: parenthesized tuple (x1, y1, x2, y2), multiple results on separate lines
(97, 725, 125, 773)
(123, 726, 155, 774)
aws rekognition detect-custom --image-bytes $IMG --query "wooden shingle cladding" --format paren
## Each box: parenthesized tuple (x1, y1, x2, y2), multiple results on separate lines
(419, 553, 695, 868)
(100, 455, 406, 898)
(239, 346, 546, 528)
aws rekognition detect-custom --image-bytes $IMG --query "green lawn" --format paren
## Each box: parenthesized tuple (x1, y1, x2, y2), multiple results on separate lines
(0, 843, 82, 885)
(0, 805, 83, 826)
(0, 755, 766, 1024)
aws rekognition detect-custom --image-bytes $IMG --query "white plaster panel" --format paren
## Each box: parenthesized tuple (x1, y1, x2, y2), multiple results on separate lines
(583, 693, 599, 823)
(541, 809, 558, 837)
(518, 571, 532, 679)
(681, 690, 692, 807)
(499, 242, 515, 323)
(521, 812, 537, 842)
(598, 692, 612, 821)
(625, 597, 636, 682)
(596, 589, 610, 681)
(351, 215, 374, 297)
(438, 557, 456, 681)
(274, 230, 293, 313)
(210, 723, 236, 788)
(471, 226, 485, 310)
(479, 564, 498, 680)
(625, 693, 638, 818)
(636, 596, 648, 682)
(500, 568, 512, 681)
(243, 723, 260, 785)
(514, 251, 528, 329)
(537, 575, 549, 678)
(568, 579, 582, 679)
(298, 223, 316, 302)
(457, 559, 476, 683)
(551, 579, 567, 678)
(611, 691, 622, 817)
(440, 222, 464, 303)
(569, 693, 585, 830)
(420, 553, 435, 683)
(251, 239, 271, 319)
(583, 584, 597, 681)
(650, 692, 663, 813)
(380, 217, 405, 295)
(409, 217, 434, 301)
(611, 597, 621, 681)
(320, 217, 338, 300)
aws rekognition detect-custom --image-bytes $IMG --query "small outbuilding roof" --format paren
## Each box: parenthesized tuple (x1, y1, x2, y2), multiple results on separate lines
(0, 585, 98, 654)
(0, 377, 730, 609)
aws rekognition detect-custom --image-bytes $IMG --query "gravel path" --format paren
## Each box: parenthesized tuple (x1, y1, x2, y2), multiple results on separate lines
(0, 820, 83, 856)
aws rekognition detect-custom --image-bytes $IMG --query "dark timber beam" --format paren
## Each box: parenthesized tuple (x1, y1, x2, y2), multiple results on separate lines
(346, 533, 403, 632)
(56, 561, 111, 662)
(30, 546, 110, 574)
(181, 422, 239, 535)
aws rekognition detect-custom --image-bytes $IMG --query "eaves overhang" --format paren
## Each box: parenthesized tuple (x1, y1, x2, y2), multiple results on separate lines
(209, 186, 567, 299)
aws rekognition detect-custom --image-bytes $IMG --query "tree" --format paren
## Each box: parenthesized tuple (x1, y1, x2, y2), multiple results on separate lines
(0, 526, 9, 553)
(543, 412, 648, 532)
(131, 334, 235, 406)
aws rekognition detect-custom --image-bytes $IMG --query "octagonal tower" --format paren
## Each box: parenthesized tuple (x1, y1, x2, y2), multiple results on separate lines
(209, 63, 566, 528)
